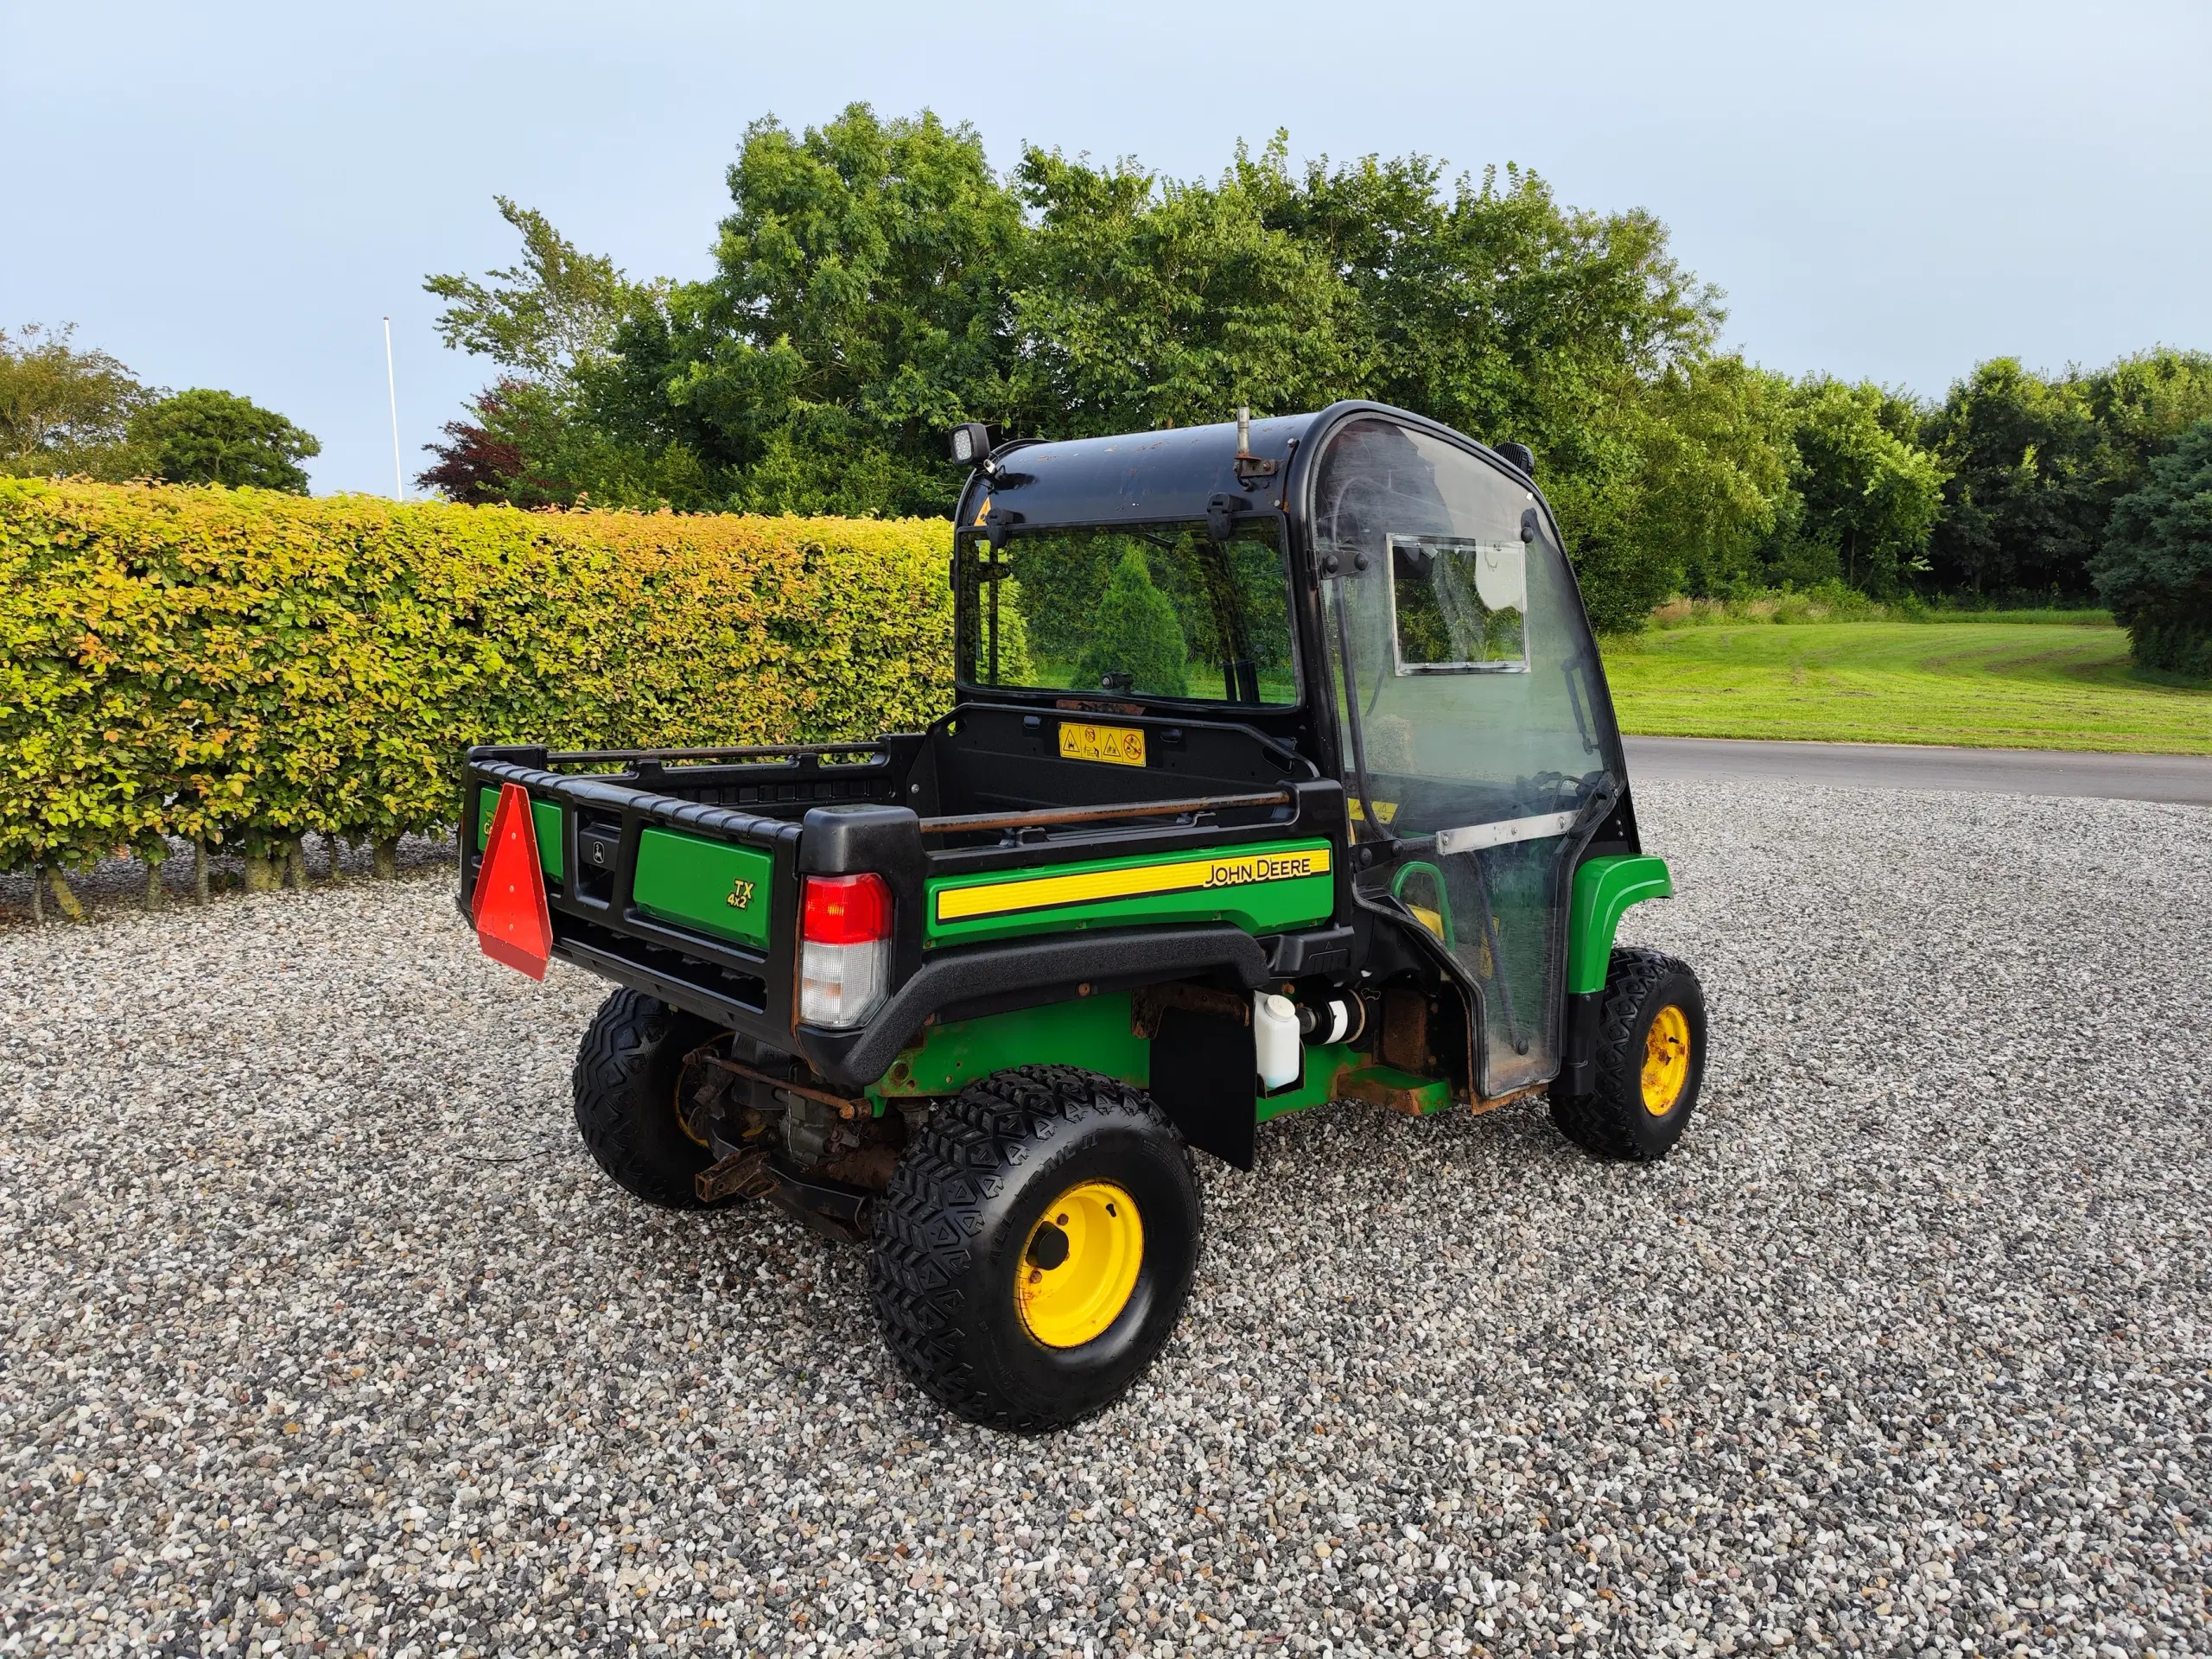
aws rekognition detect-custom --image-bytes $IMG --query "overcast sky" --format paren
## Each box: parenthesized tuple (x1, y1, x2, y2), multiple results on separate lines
(6, 0, 2208, 495)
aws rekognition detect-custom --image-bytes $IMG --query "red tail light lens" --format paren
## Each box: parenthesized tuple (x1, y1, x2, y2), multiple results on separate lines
(802, 873, 893, 944)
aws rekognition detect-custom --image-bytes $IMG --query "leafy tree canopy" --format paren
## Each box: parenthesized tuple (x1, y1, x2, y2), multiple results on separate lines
(421, 105, 1770, 626)
(425, 197, 662, 385)
(0, 323, 162, 480)
(1760, 378, 1947, 596)
(416, 103, 2204, 641)
(1923, 348, 2212, 601)
(2092, 416, 2212, 677)
(130, 388, 321, 492)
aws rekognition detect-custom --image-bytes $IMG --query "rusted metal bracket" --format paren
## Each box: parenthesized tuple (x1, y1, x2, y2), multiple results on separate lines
(702, 1054, 871, 1121)
(696, 1145, 776, 1204)
(1231, 405, 1280, 484)
(1130, 980, 1252, 1040)
(1468, 1081, 1549, 1118)
(677, 1039, 739, 1145)
(1378, 986, 1432, 1073)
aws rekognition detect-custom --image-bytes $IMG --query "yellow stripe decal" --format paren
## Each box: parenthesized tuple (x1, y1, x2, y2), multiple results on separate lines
(936, 846, 1333, 924)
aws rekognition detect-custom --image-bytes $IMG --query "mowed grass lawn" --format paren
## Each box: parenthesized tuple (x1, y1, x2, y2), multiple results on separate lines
(1601, 619, 2212, 753)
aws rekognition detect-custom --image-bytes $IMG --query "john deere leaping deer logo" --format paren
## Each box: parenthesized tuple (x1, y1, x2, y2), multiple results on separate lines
(726, 877, 755, 912)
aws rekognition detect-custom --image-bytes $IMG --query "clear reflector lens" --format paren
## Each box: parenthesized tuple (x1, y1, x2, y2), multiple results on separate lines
(799, 937, 889, 1028)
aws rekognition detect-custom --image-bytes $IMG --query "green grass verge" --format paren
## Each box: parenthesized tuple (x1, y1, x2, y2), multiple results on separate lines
(1603, 619, 2212, 754)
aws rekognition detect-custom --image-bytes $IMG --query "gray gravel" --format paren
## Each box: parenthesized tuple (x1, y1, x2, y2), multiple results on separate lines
(4, 782, 2209, 1657)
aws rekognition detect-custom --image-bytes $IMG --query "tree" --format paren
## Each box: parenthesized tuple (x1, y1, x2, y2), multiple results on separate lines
(425, 197, 655, 384)
(2082, 347, 2212, 499)
(1007, 137, 1357, 436)
(1077, 549, 1188, 696)
(2093, 416, 2212, 677)
(1555, 355, 1796, 623)
(422, 199, 676, 505)
(414, 107, 1901, 628)
(417, 381, 531, 505)
(645, 103, 1027, 515)
(130, 389, 320, 491)
(1761, 378, 1946, 594)
(1922, 359, 2117, 601)
(0, 323, 162, 479)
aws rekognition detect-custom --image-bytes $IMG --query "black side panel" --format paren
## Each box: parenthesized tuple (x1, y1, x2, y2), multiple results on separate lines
(1577, 783, 1644, 862)
(1560, 988, 1605, 1099)
(938, 703, 1311, 819)
(1149, 1006, 1257, 1172)
(796, 924, 1272, 1090)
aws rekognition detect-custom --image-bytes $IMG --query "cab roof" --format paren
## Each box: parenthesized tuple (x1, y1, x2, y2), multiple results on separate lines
(957, 410, 1326, 530)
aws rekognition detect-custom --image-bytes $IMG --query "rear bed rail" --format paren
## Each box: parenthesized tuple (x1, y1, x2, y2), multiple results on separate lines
(462, 753, 814, 1035)
(460, 736, 1355, 1091)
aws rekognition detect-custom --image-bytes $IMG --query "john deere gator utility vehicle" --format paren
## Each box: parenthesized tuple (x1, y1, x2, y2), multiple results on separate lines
(461, 402, 1704, 1431)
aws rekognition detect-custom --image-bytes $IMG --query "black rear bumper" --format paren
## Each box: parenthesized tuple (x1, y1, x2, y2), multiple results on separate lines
(459, 747, 1306, 1091)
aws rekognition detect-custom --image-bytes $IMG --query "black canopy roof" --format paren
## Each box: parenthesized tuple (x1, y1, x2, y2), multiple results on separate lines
(954, 402, 1532, 532)
(956, 411, 1326, 530)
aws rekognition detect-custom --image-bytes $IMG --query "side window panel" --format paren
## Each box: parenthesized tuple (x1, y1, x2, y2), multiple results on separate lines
(1390, 537, 1527, 672)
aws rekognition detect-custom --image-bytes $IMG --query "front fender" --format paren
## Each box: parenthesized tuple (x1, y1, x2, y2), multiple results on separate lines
(1567, 855, 1673, 994)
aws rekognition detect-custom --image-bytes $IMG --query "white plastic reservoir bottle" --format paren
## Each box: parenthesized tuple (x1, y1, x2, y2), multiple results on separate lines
(1254, 992, 1301, 1091)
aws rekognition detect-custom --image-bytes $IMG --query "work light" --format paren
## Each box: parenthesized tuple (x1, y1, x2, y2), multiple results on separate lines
(949, 423, 993, 467)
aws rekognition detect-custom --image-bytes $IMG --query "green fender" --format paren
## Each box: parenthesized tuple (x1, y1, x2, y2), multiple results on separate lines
(1567, 855, 1673, 994)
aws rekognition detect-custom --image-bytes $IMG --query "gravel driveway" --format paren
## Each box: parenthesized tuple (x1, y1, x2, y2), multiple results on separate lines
(5, 783, 2209, 1656)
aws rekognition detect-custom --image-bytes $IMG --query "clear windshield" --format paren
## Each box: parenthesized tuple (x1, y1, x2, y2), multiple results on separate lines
(1313, 419, 1620, 826)
(957, 519, 1298, 705)
(1311, 416, 1625, 1096)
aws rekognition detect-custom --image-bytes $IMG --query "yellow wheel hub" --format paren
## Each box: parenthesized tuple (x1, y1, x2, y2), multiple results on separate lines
(1641, 1004, 1691, 1116)
(1015, 1180, 1143, 1349)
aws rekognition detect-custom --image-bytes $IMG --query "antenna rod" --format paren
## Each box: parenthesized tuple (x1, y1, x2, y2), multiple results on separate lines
(384, 316, 403, 499)
(1236, 405, 1250, 455)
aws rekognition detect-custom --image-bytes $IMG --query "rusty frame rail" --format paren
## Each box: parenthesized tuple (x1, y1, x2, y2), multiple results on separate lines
(918, 789, 1292, 836)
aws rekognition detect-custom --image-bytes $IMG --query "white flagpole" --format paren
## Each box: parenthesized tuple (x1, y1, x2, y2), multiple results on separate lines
(383, 316, 403, 499)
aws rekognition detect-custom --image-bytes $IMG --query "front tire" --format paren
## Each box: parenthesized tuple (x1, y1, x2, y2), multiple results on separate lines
(572, 988, 723, 1210)
(871, 1066, 1203, 1432)
(1551, 947, 1706, 1163)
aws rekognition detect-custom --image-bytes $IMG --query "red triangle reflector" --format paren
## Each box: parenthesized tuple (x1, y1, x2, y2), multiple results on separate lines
(474, 782, 553, 981)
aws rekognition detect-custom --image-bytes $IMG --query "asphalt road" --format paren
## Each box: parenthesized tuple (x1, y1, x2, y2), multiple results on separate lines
(1624, 734, 2212, 805)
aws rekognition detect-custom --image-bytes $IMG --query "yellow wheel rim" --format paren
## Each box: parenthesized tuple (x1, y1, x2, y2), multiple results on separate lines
(1015, 1180, 1143, 1349)
(1641, 1004, 1691, 1116)
(673, 1052, 711, 1147)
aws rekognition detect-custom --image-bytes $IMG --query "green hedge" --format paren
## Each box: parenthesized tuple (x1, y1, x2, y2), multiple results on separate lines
(0, 480, 955, 883)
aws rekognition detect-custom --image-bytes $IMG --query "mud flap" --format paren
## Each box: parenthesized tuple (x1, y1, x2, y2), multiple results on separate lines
(1149, 1004, 1257, 1171)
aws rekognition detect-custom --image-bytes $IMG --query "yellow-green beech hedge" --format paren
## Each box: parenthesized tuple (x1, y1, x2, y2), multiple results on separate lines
(0, 480, 956, 877)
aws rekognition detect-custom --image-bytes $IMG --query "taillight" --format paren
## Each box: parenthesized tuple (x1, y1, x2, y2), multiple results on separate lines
(798, 873, 892, 1028)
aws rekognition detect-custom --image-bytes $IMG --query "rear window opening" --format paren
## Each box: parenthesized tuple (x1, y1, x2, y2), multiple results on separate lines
(957, 518, 1299, 706)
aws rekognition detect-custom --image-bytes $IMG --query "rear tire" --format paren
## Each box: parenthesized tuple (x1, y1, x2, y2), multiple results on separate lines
(1551, 947, 1706, 1163)
(572, 988, 723, 1210)
(871, 1066, 1202, 1432)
